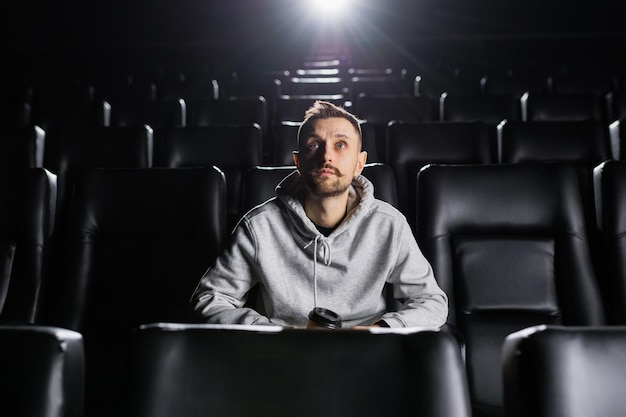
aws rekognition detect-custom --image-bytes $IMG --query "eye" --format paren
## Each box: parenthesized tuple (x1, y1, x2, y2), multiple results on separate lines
(307, 142, 320, 151)
(336, 142, 347, 149)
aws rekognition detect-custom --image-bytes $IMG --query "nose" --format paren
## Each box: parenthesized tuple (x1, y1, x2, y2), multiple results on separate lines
(322, 141, 334, 163)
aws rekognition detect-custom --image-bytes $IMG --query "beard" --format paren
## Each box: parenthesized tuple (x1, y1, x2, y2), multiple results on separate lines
(303, 164, 352, 197)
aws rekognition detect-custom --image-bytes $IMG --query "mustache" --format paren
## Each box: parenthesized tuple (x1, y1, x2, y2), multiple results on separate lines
(314, 164, 343, 177)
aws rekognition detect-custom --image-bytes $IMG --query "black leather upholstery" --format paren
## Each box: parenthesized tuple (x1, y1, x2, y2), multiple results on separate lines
(240, 165, 296, 215)
(43, 125, 154, 224)
(416, 163, 606, 417)
(42, 125, 154, 300)
(356, 95, 435, 124)
(387, 121, 495, 232)
(189, 96, 269, 140)
(43, 166, 227, 417)
(28, 81, 101, 130)
(593, 160, 626, 323)
(524, 92, 609, 122)
(283, 76, 346, 96)
(0, 325, 84, 417)
(275, 96, 345, 124)
(154, 125, 263, 231)
(107, 97, 186, 128)
(0, 168, 56, 323)
(272, 121, 300, 166)
(499, 120, 612, 291)
(440, 93, 522, 124)
(349, 76, 415, 102)
(503, 325, 626, 417)
(121, 323, 472, 417)
(499, 120, 611, 165)
(0, 125, 45, 169)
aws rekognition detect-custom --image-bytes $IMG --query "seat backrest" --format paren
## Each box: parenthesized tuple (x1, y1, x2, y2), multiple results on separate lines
(440, 93, 523, 124)
(0, 125, 45, 169)
(416, 163, 606, 417)
(349, 76, 415, 102)
(481, 73, 548, 96)
(273, 121, 300, 166)
(524, 92, 609, 122)
(282, 76, 346, 97)
(274, 96, 345, 125)
(593, 160, 626, 324)
(0, 325, 84, 417)
(241, 163, 399, 218)
(154, 125, 263, 231)
(42, 166, 227, 417)
(121, 324, 472, 417)
(356, 94, 435, 124)
(416, 73, 483, 99)
(387, 121, 496, 231)
(0, 168, 56, 323)
(356, 95, 436, 152)
(107, 96, 186, 128)
(499, 120, 611, 165)
(189, 96, 268, 139)
(503, 325, 626, 417)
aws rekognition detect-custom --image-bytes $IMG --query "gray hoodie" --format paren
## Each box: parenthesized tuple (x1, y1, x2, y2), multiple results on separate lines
(191, 171, 448, 328)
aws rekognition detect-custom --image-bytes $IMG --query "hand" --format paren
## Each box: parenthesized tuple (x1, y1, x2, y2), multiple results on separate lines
(352, 324, 383, 330)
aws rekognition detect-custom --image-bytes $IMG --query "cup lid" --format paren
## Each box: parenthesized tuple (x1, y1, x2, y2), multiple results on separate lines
(308, 307, 342, 329)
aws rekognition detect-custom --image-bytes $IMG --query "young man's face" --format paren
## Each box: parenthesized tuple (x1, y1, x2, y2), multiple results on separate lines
(294, 117, 367, 197)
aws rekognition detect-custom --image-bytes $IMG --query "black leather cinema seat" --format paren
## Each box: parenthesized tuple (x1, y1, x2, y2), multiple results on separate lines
(439, 93, 523, 124)
(43, 125, 154, 224)
(154, 125, 263, 231)
(189, 96, 269, 140)
(503, 325, 626, 417)
(42, 167, 227, 417)
(416, 163, 606, 417)
(0, 168, 56, 323)
(0, 325, 84, 417)
(387, 121, 496, 232)
(523, 92, 609, 123)
(593, 160, 626, 324)
(121, 324, 472, 417)
(106, 96, 186, 128)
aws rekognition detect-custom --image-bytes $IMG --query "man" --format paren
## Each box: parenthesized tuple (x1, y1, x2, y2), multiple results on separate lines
(191, 100, 448, 328)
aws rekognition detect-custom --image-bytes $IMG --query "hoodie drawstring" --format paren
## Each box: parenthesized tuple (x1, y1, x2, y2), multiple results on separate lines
(304, 235, 331, 308)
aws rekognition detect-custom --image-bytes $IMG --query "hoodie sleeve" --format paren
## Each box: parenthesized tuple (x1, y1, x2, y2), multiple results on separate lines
(380, 219, 449, 328)
(190, 218, 273, 325)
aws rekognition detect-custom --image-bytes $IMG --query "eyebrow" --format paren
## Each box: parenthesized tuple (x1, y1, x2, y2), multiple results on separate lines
(307, 132, 353, 141)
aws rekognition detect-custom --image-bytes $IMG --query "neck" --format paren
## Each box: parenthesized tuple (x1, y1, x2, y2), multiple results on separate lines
(303, 190, 349, 228)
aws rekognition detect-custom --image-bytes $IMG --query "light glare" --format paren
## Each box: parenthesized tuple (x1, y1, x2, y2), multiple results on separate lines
(309, 0, 350, 16)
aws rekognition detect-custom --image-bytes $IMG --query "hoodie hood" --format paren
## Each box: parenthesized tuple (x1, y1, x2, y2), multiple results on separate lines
(275, 170, 376, 240)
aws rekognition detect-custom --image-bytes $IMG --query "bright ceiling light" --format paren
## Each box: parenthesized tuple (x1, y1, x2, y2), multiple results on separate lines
(309, 0, 351, 17)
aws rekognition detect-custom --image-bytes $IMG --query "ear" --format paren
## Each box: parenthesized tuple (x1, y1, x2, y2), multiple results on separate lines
(354, 150, 368, 176)
(292, 151, 300, 169)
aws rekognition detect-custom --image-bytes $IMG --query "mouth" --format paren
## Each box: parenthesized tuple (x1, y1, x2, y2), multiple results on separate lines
(314, 165, 341, 177)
